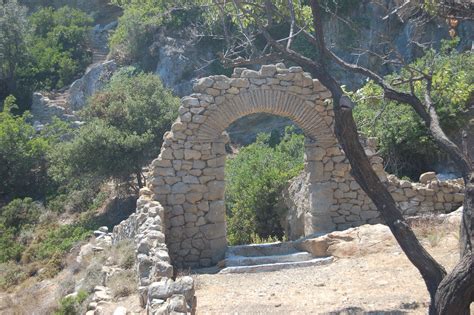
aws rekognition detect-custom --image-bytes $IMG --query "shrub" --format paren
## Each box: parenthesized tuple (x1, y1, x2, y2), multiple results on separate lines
(22, 224, 91, 264)
(0, 261, 28, 290)
(226, 127, 304, 245)
(54, 290, 88, 315)
(0, 103, 50, 199)
(108, 269, 136, 298)
(77, 262, 105, 294)
(26, 6, 93, 90)
(0, 198, 43, 232)
(50, 70, 179, 190)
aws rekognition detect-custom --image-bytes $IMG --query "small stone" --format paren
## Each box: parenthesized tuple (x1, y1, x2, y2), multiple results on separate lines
(193, 77, 214, 92)
(419, 172, 436, 184)
(98, 226, 108, 233)
(113, 306, 127, 315)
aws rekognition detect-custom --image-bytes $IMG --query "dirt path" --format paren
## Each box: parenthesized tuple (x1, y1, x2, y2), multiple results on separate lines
(194, 230, 462, 314)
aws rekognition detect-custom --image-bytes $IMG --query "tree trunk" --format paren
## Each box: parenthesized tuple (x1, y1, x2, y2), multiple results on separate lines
(315, 71, 447, 309)
(137, 171, 143, 189)
(434, 253, 473, 314)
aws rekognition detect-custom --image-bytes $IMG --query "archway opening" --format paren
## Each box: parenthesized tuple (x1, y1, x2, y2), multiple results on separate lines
(224, 113, 304, 246)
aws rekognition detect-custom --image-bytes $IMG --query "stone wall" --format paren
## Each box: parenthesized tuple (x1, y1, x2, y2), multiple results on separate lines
(284, 169, 465, 239)
(113, 188, 195, 314)
(387, 173, 464, 215)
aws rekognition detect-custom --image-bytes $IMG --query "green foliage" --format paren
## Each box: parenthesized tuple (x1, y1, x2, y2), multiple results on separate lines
(50, 70, 179, 188)
(109, 3, 158, 63)
(25, 6, 93, 90)
(23, 224, 91, 263)
(0, 224, 25, 262)
(2, 95, 19, 113)
(0, 107, 50, 199)
(226, 127, 304, 245)
(0, 198, 42, 233)
(353, 41, 473, 178)
(55, 290, 88, 315)
(109, 0, 203, 64)
(0, 0, 28, 103)
(1, 3, 92, 106)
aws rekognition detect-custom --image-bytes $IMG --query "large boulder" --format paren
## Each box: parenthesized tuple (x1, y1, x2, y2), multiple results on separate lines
(295, 224, 396, 258)
(68, 60, 117, 110)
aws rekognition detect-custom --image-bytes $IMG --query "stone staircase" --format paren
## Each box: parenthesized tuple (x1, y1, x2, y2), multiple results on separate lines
(219, 241, 333, 274)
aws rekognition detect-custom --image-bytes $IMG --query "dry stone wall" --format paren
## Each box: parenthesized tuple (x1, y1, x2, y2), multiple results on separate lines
(387, 173, 464, 215)
(113, 188, 195, 314)
(284, 169, 465, 239)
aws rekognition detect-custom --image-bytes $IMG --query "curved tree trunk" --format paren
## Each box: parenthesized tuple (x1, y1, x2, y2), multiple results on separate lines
(317, 72, 447, 310)
(434, 253, 473, 314)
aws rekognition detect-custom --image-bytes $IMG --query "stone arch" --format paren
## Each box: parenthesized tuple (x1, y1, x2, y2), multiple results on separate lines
(147, 63, 386, 268)
(195, 89, 334, 146)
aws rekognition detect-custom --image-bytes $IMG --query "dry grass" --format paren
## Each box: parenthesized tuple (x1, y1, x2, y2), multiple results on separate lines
(108, 269, 137, 298)
(409, 217, 459, 248)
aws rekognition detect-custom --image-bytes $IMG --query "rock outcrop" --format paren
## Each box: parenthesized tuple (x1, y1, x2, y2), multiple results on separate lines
(295, 207, 462, 258)
(282, 172, 310, 240)
(68, 60, 117, 111)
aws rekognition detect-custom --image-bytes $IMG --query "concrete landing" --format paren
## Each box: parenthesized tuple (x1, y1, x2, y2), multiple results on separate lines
(221, 241, 333, 274)
(225, 251, 314, 267)
(219, 256, 334, 274)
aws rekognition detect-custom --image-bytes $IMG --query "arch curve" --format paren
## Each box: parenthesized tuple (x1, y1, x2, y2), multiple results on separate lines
(196, 89, 334, 145)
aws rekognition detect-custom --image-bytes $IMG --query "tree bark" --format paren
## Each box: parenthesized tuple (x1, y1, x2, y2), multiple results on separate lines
(434, 253, 473, 315)
(314, 69, 447, 309)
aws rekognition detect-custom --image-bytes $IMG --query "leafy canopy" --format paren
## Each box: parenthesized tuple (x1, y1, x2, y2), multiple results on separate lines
(353, 40, 473, 178)
(226, 127, 304, 245)
(0, 96, 50, 199)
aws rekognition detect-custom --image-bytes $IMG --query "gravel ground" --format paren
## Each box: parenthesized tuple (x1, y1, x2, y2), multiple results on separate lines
(193, 228, 461, 314)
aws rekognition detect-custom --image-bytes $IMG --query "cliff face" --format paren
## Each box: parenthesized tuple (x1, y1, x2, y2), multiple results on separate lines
(140, 1, 472, 145)
(147, 1, 473, 96)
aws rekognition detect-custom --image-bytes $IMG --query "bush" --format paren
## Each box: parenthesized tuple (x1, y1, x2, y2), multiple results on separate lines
(226, 127, 304, 245)
(22, 224, 91, 264)
(77, 262, 105, 294)
(0, 102, 50, 199)
(0, 224, 25, 262)
(50, 70, 179, 190)
(25, 6, 93, 90)
(0, 198, 43, 232)
(108, 269, 136, 298)
(55, 290, 88, 315)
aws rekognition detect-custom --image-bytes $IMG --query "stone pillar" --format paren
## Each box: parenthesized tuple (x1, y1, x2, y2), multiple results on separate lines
(304, 141, 336, 234)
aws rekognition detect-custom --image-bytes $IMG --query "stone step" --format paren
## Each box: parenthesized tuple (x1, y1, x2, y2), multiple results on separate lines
(219, 256, 334, 274)
(225, 251, 314, 267)
(226, 242, 299, 257)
